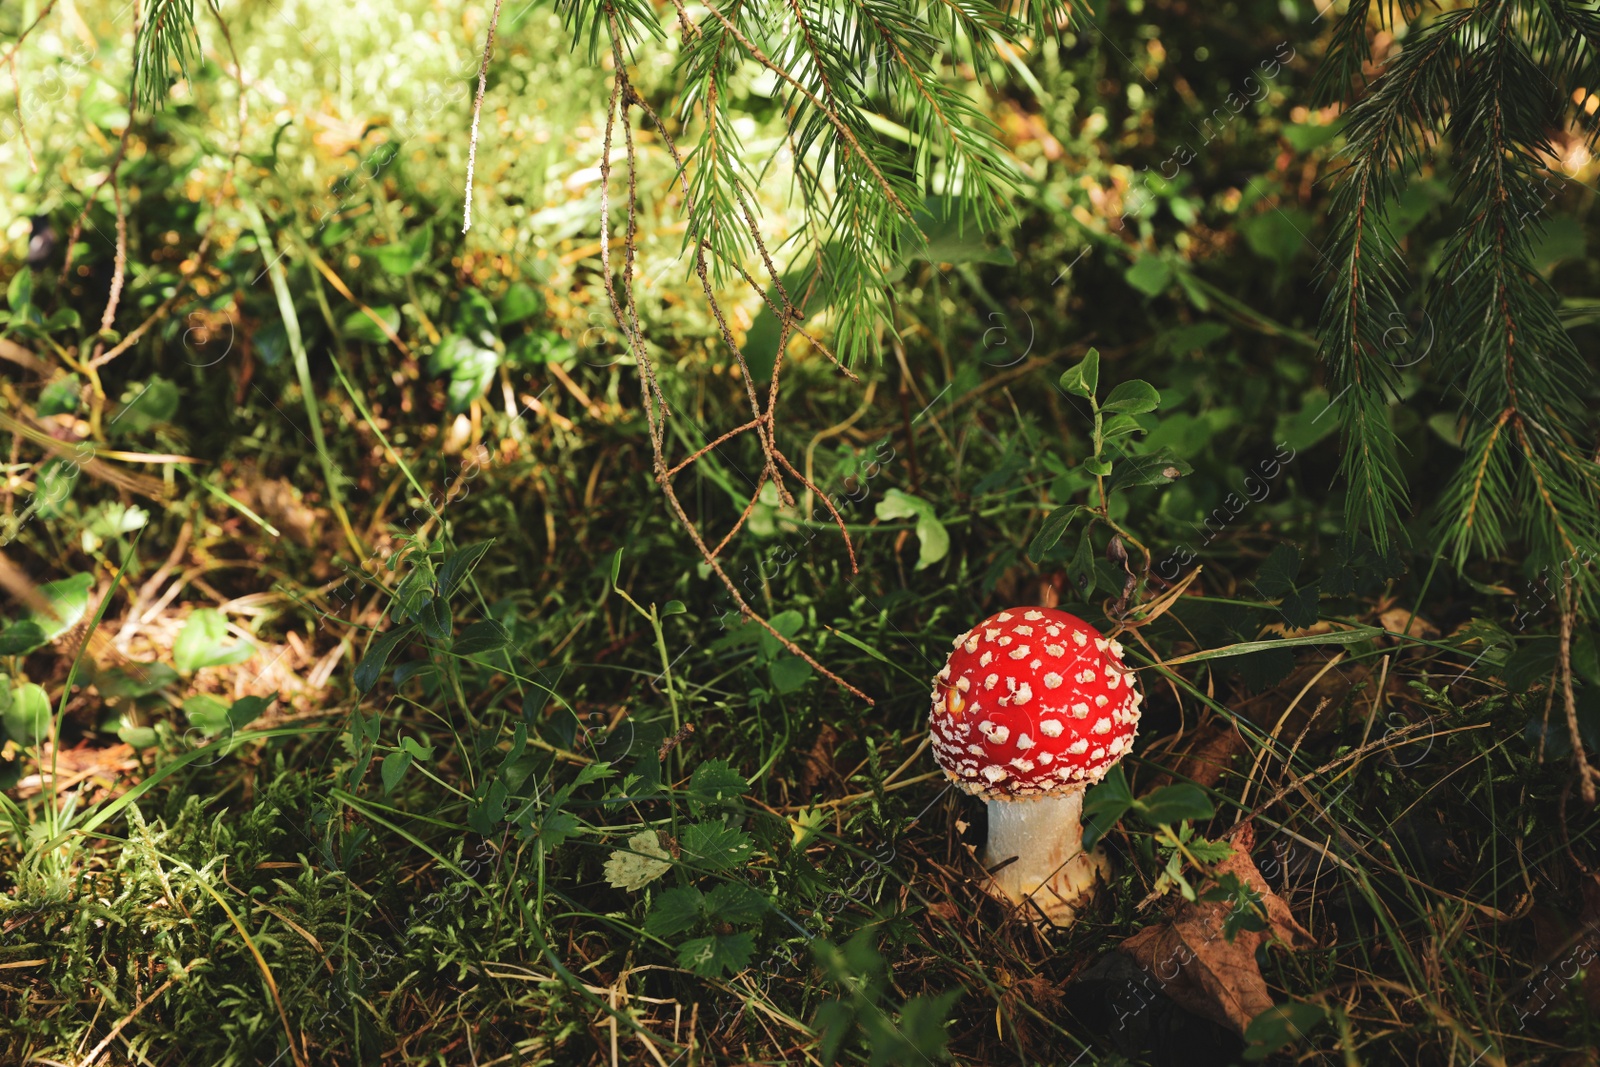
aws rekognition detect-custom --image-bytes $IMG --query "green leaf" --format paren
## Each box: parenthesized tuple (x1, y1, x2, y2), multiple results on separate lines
(609, 547, 624, 586)
(1256, 543, 1301, 598)
(1240, 209, 1312, 267)
(1282, 122, 1343, 152)
(33, 460, 79, 519)
(769, 654, 814, 693)
(429, 335, 500, 412)
(0, 621, 47, 656)
(182, 694, 232, 736)
(173, 608, 254, 672)
(94, 662, 179, 699)
(644, 887, 705, 937)
(497, 281, 544, 325)
(373, 221, 433, 275)
(400, 735, 435, 760)
(7, 268, 34, 311)
(705, 882, 769, 924)
(1027, 505, 1086, 564)
(353, 624, 416, 693)
(661, 600, 687, 617)
(689, 760, 750, 815)
(533, 809, 581, 849)
(112, 377, 179, 432)
(227, 694, 272, 730)
(1124, 255, 1173, 297)
(1133, 784, 1215, 826)
(1083, 456, 1113, 477)
(1067, 527, 1099, 599)
(1082, 765, 1134, 849)
(1243, 1001, 1328, 1061)
(604, 830, 673, 890)
(573, 761, 615, 788)
(1100, 413, 1148, 440)
(342, 305, 401, 345)
(677, 932, 755, 977)
(454, 619, 511, 655)
(380, 750, 413, 794)
(16, 572, 95, 651)
(1107, 451, 1192, 492)
(680, 822, 755, 871)
(4, 683, 52, 744)
(468, 779, 508, 835)
(437, 540, 495, 599)
(38, 375, 82, 417)
(1278, 584, 1321, 630)
(756, 609, 805, 658)
(1059, 349, 1100, 398)
(1101, 380, 1161, 414)
(874, 488, 949, 570)
(901, 197, 1016, 266)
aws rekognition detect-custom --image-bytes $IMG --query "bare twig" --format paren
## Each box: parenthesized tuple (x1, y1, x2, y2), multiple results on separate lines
(595, 10, 871, 703)
(462, 0, 505, 234)
(1559, 573, 1598, 804)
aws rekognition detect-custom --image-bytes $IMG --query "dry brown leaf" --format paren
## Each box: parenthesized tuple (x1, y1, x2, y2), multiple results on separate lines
(1146, 720, 1249, 792)
(1118, 822, 1314, 1035)
(1379, 606, 1439, 639)
(254, 477, 321, 548)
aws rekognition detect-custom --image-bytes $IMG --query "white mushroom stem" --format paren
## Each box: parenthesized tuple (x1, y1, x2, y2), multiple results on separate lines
(984, 789, 1109, 924)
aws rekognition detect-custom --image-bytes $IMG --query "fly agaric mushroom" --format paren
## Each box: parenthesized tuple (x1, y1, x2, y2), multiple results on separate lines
(929, 607, 1141, 923)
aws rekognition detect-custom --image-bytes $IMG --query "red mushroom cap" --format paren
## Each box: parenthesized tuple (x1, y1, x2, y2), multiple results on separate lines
(928, 607, 1141, 800)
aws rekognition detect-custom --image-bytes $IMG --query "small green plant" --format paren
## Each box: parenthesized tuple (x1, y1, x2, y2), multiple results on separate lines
(1027, 348, 1192, 605)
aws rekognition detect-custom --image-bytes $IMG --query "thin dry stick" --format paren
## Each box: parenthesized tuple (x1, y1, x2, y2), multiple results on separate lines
(462, 0, 506, 234)
(99, 180, 128, 334)
(1559, 572, 1598, 804)
(8, 51, 38, 173)
(78, 977, 175, 1067)
(596, 17, 870, 702)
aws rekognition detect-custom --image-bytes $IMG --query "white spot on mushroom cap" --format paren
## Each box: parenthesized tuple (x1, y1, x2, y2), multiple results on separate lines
(1015, 625, 1034, 636)
(1095, 637, 1108, 652)
(980, 651, 993, 667)
(984, 673, 999, 691)
(1009, 645, 1030, 660)
(1091, 747, 1105, 760)
(979, 722, 1010, 744)
(1030, 658, 1043, 670)
(982, 765, 1008, 783)
(964, 637, 979, 653)
(1044, 672, 1063, 690)
(1039, 751, 1054, 764)
(1014, 682, 1033, 705)
(1046, 643, 1066, 658)
(1039, 719, 1064, 737)
(1068, 739, 1089, 755)
(1110, 639, 1125, 658)
(997, 635, 1013, 647)
(1046, 625, 1062, 637)
(1010, 757, 1035, 772)
(1095, 694, 1108, 708)
(1076, 668, 1096, 684)
(967, 744, 986, 755)
(1073, 631, 1088, 647)
(1093, 718, 1112, 735)
(1072, 703, 1090, 718)
(997, 612, 1014, 621)
(985, 628, 1001, 640)
(1015, 732, 1034, 750)
(1025, 610, 1044, 621)
(956, 676, 971, 692)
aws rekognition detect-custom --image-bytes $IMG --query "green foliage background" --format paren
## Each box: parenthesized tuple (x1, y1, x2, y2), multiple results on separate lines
(1, 0, 1599, 1064)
